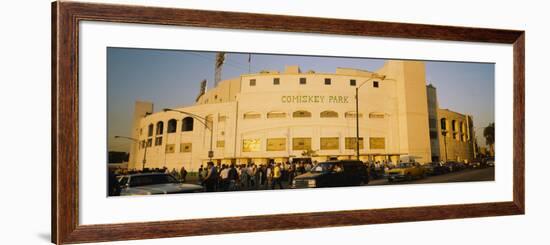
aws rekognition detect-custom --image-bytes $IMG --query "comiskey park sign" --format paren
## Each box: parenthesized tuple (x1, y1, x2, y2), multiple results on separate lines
(281, 95, 351, 104)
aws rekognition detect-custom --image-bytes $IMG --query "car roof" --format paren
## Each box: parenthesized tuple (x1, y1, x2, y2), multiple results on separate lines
(121, 172, 170, 177)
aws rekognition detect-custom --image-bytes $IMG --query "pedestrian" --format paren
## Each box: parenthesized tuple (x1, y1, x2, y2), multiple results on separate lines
(170, 168, 178, 180)
(227, 164, 238, 191)
(180, 165, 187, 182)
(198, 165, 204, 182)
(271, 163, 283, 189)
(305, 162, 312, 172)
(108, 171, 121, 196)
(201, 165, 209, 179)
(219, 164, 229, 191)
(266, 164, 273, 190)
(240, 164, 249, 189)
(257, 165, 263, 188)
(288, 163, 295, 183)
(248, 164, 257, 188)
(203, 162, 218, 192)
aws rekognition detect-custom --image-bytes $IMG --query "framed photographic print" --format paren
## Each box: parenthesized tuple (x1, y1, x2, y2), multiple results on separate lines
(52, 1, 524, 244)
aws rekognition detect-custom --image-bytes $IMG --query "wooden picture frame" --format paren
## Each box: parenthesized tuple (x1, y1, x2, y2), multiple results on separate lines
(52, 1, 525, 244)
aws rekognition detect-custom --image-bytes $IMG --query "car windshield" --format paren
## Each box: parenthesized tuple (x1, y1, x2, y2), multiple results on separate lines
(118, 176, 129, 186)
(310, 162, 335, 173)
(396, 163, 413, 168)
(129, 174, 178, 187)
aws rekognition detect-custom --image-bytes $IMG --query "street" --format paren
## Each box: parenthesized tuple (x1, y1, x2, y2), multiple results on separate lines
(368, 166, 495, 186)
(181, 166, 495, 192)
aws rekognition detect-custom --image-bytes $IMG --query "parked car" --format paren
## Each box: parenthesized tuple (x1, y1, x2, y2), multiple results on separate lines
(444, 161, 466, 172)
(118, 173, 204, 196)
(385, 162, 425, 182)
(467, 161, 482, 169)
(421, 162, 450, 176)
(292, 160, 369, 188)
(486, 157, 495, 167)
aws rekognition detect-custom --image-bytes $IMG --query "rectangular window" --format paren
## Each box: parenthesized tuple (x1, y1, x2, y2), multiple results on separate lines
(180, 143, 192, 152)
(345, 137, 364, 150)
(243, 113, 260, 119)
(324, 78, 331, 85)
(273, 78, 280, 85)
(299, 77, 307, 85)
(267, 138, 286, 151)
(147, 126, 153, 137)
(373, 81, 379, 88)
(165, 144, 175, 153)
(320, 137, 339, 150)
(249, 79, 256, 86)
(345, 112, 363, 118)
(154, 136, 162, 146)
(216, 140, 225, 148)
(350, 79, 356, 86)
(369, 113, 385, 119)
(369, 137, 385, 149)
(267, 112, 286, 118)
(242, 139, 261, 152)
(292, 137, 312, 151)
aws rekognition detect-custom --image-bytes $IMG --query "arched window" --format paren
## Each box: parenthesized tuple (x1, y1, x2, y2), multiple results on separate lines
(344, 111, 363, 118)
(440, 118, 447, 131)
(267, 111, 286, 119)
(243, 112, 261, 119)
(320, 110, 338, 118)
(293, 110, 311, 118)
(167, 119, 177, 133)
(155, 121, 164, 135)
(147, 123, 154, 137)
(369, 112, 385, 119)
(451, 120, 457, 131)
(182, 117, 194, 132)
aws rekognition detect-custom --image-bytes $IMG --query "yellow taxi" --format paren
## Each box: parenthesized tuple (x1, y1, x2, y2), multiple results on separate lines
(385, 162, 425, 182)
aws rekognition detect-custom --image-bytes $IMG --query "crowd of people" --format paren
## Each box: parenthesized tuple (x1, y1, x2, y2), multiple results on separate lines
(198, 161, 317, 192)
(108, 159, 406, 195)
(368, 160, 398, 179)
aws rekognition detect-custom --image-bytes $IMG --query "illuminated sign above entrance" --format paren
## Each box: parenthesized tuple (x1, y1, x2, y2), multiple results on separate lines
(281, 95, 350, 104)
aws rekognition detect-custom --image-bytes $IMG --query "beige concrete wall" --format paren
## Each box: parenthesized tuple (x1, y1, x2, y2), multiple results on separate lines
(128, 60, 464, 171)
(437, 109, 475, 162)
(377, 60, 432, 163)
(196, 77, 241, 105)
(128, 101, 153, 170)
(132, 102, 237, 172)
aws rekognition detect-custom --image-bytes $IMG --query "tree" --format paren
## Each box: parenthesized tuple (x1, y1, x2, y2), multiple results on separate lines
(483, 123, 495, 146)
(483, 123, 495, 157)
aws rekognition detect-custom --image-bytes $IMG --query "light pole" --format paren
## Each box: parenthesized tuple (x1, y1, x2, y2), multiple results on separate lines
(163, 108, 214, 162)
(441, 131, 448, 162)
(114, 135, 147, 170)
(355, 77, 379, 161)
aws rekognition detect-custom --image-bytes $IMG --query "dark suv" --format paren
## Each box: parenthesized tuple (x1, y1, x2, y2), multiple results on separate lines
(292, 160, 369, 188)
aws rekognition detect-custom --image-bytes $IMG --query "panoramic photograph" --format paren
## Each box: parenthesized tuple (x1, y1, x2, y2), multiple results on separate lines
(107, 48, 495, 196)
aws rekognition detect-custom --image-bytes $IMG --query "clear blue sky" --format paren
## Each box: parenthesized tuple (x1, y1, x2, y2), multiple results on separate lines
(107, 47, 494, 152)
